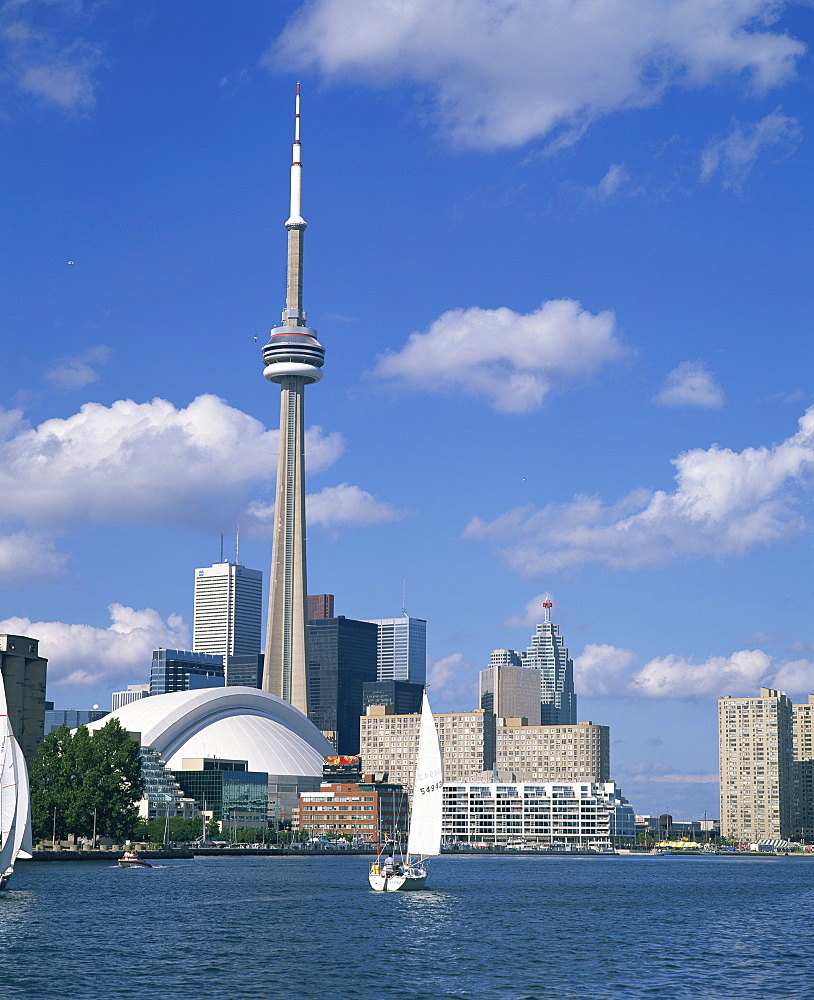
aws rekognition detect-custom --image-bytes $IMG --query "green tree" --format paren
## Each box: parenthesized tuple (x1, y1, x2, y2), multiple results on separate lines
(29, 719, 144, 843)
(30, 724, 72, 842)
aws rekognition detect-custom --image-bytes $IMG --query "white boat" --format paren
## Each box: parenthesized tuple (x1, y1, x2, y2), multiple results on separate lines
(117, 850, 153, 869)
(0, 673, 33, 891)
(369, 693, 443, 892)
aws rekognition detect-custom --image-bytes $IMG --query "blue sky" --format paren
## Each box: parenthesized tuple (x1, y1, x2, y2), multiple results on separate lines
(3, 0, 814, 821)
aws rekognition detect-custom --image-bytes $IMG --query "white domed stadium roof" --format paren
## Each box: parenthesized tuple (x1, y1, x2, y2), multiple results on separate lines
(87, 687, 332, 777)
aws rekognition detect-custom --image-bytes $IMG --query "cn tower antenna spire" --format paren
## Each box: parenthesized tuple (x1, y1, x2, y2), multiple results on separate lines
(261, 84, 325, 714)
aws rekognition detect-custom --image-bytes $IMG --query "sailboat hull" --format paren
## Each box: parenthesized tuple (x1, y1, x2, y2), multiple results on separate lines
(369, 866, 427, 892)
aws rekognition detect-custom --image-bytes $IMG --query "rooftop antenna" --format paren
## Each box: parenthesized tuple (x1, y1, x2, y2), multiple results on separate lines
(235, 526, 240, 565)
(401, 578, 408, 618)
(219, 533, 224, 563)
(542, 598, 553, 624)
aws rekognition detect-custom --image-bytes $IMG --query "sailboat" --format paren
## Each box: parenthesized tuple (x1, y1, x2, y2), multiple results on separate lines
(0, 673, 33, 890)
(369, 693, 443, 891)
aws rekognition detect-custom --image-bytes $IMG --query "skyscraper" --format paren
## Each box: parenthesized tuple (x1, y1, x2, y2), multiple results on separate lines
(520, 601, 577, 725)
(487, 602, 577, 725)
(306, 616, 378, 754)
(193, 561, 262, 659)
(365, 617, 427, 685)
(261, 85, 325, 715)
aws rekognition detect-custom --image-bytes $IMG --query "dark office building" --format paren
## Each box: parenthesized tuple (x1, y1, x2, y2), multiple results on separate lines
(0, 634, 48, 762)
(362, 680, 424, 716)
(307, 594, 335, 620)
(225, 654, 264, 688)
(150, 648, 224, 696)
(306, 616, 377, 755)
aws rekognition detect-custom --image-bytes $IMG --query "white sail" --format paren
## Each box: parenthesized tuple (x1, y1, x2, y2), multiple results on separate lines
(406, 693, 443, 859)
(11, 739, 32, 859)
(0, 669, 32, 874)
(0, 722, 19, 872)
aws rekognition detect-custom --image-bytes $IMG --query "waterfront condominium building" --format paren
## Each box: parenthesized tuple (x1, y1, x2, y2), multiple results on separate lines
(193, 561, 263, 660)
(495, 719, 610, 783)
(0, 633, 48, 762)
(718, 687, 794, 842)
(150, 649, 225, 696)
(364, 617, 427, 685)
(443, 781, 635, 847)
(360, 707, 495, 792)
(306, 616, 378, 755)
(793, 695, 814, 840)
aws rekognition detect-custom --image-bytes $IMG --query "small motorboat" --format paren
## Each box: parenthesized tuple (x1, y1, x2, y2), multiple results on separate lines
(118, 850, 152, 869)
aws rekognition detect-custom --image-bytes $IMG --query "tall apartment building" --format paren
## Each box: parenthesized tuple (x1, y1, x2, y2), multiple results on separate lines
(718, 687, 794, 842)
(495, 719, 610, 783)
(0, 633, 48, 762)
(793, 695, 814, 840)
(150, 649, 224, 696)
(480, 659, 541, 724)
(365, 617, 426, 685)
(193, 561, 262, 660)
(360, 707, 495, 792)
(486, 602, 576, 726)
(306, 616, 378, 755)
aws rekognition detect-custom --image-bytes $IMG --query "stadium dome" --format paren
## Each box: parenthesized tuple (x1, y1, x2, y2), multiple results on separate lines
(87, 687, 332, 777)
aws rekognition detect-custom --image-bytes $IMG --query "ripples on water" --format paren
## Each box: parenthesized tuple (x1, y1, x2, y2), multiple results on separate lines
(1, 854, 812, 999)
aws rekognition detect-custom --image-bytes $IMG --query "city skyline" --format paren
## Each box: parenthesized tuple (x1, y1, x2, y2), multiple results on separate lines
(3, 2, 814, 819)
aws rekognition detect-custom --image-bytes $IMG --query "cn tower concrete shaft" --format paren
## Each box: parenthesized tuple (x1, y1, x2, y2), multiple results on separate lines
(261, 85, 324, 715)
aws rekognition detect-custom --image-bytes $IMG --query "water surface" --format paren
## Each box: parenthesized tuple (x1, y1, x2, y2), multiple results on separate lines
(1, 854, 811, 999)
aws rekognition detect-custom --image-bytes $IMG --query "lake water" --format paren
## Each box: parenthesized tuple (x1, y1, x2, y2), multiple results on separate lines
(1, 854, 812, 999)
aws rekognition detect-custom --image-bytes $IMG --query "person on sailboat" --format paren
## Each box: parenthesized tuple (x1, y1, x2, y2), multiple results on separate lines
(383, 854, 395, 877)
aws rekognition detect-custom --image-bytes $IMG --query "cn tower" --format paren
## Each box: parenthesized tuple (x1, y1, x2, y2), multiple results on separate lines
(261, 84, 325, 714)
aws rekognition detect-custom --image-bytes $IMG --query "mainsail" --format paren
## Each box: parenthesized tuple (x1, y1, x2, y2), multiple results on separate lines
(406, 693, 443, 859)
(0, 669, 33, 875)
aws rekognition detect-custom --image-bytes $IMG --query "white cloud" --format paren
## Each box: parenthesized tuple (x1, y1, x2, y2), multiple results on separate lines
(0, 605, 189, 691)
(655, 360, 725, 408)
(428, 652, 478, 711)
(246, 483, 407, 533)
(466, 407, 814, 573)
(271, 0, 804, 149)
(632, 649, 772, 699)
(571, 641, 814, 701)
(586, 163, 631, 201)
(373, 300, 623, 413)
(574, 643, 637, 697)
(503, 592, 554, 629)
(0, 395, 344, 531)
(1, 3, 103, 114)
(43, 345, 111, 390)
(701, 108, 802, 190)
(0, 531, 67, 582)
